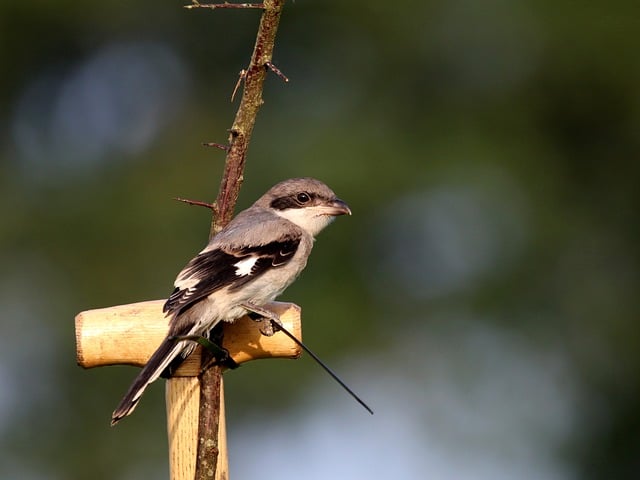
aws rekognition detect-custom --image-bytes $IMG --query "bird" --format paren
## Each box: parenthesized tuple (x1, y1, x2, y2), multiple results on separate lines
(111, 177, 351, 425)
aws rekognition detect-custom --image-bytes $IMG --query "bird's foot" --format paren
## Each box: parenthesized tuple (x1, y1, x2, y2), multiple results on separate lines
(242, 302, 283, 337)
(169, 334, 239, 370)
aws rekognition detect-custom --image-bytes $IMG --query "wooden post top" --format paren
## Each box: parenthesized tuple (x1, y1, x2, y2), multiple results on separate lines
(75, 299, 302, 480)
(75, 300, 302, 374)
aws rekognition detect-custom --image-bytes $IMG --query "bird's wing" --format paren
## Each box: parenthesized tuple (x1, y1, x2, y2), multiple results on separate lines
(163, 233, 300, 317)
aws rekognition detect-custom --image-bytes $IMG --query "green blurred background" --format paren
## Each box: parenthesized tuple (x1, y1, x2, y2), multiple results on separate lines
(1, 1, 639, 479)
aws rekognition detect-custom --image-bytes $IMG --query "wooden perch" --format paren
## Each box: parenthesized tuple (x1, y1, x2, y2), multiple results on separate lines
(76, 300, 302, 370)
(75, 300, 301, 480)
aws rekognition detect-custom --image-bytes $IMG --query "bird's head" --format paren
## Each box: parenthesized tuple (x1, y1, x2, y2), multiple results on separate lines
(256, 177, 351, 236)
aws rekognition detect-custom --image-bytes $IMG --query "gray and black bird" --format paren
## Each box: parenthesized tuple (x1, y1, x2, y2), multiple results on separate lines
(111, 177, 351, 425)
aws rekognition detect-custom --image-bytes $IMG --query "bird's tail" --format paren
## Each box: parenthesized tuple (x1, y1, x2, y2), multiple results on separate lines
(111, 336, 188, 426)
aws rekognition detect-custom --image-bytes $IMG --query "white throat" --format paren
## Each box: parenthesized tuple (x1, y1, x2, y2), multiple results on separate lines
(274, 207, 336, 237)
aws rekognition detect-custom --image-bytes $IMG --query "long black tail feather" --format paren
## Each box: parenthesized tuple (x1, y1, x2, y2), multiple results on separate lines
(111, 336, 185, 426)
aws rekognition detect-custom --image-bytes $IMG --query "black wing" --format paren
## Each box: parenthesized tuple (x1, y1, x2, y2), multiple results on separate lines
(163, 237, 300, 317)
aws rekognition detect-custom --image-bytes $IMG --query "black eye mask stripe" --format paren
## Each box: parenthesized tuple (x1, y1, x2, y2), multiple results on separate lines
(270, 193, 318, 210)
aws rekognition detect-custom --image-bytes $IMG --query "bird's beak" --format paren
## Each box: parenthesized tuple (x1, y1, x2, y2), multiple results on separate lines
(323, 198, 352, 216)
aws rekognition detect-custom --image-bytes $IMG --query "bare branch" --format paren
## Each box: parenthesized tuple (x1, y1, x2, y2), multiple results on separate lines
(195, 363, 223, 476)
(210, 0, 286, 235)
(188, 1, 288, 479)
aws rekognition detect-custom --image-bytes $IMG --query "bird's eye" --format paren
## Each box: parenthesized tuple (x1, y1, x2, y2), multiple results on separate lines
(296, 192, 311, 204)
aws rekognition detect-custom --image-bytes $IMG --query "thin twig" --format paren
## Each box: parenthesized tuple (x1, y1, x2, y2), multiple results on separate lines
(265, 61, 289, 82)
(202, 142, 231, 151)
(173, 197, 217, 211)
(185, 1, 265, 9)
(231, 69, 247, 102)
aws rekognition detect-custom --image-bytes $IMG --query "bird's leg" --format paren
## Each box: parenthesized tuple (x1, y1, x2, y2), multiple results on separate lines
(241, 302, 282, 337)
(169, 333, 239, 370)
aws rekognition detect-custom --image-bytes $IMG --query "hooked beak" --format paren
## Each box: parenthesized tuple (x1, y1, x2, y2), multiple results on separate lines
(323, 198, 352, 216)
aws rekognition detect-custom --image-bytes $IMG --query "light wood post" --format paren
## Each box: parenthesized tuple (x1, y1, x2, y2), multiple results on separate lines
(75, 300, 301, 480)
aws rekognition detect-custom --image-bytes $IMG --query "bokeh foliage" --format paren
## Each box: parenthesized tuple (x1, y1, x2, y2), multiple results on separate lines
(1, 1, 639, 479)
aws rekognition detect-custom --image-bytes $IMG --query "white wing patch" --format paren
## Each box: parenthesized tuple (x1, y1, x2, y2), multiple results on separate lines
(234, 256, 258, 277)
